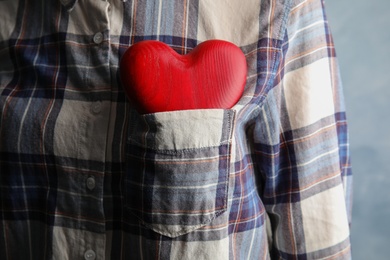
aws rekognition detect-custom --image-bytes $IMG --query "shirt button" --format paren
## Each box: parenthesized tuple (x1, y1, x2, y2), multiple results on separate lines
(91, 101, 102, 114)
(84, 249, 96, 260)
(93, 32, 103, 44)
(86, 177, 96, 191)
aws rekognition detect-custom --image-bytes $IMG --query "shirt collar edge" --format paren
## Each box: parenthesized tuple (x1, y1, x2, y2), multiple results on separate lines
(59, 0, 78, 12)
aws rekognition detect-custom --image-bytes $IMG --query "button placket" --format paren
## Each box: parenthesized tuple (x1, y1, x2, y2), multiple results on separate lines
(60, 1, 109, 259)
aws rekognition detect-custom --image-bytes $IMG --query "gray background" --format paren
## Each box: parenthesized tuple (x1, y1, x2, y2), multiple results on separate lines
(326, 1, 390, 259)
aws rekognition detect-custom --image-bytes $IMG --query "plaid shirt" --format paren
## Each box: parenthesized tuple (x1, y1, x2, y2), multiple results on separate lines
(0, 0, 352, 259)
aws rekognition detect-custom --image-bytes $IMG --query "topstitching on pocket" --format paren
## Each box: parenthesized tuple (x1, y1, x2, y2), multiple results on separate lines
(125, 109, 235, 238)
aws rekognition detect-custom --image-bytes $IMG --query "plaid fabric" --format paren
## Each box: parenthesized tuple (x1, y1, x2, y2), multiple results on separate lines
(0, 0, 352, 259)
(125, 110, 235, 238)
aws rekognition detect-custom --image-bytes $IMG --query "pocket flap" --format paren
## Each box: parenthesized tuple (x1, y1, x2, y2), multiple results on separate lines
(128, 109, 235, 150)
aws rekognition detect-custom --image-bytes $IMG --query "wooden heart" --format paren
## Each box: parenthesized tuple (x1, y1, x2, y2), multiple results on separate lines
(120, 40, 247, 114)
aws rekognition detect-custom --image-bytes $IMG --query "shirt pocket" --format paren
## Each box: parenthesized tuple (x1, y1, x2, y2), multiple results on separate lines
(125, 109, 235, 238)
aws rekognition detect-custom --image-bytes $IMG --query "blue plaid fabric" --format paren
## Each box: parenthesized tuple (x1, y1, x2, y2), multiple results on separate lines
(0, 0, 352, 259)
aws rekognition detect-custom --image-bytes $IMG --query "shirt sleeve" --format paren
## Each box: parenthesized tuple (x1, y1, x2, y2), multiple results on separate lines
(253, 0, 352, 258)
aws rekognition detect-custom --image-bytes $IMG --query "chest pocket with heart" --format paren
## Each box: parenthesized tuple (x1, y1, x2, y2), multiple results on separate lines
(121, 40, 245, 238)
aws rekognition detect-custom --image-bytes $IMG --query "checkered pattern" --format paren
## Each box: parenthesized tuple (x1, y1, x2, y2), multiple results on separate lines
(125, 110, 234, 238)
(0, 0, 352, 259)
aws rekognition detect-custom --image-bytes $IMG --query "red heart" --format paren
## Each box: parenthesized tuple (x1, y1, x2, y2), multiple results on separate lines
(120, 40, 247, 114)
